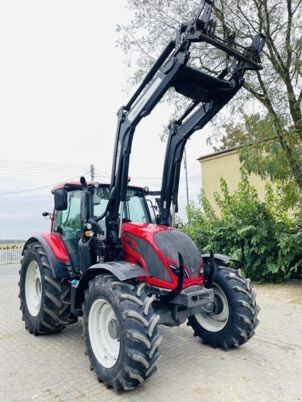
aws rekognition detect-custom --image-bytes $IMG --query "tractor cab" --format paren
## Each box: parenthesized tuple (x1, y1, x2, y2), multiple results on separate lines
(51, 181, 152, 272)
(50, 180, 206, 291)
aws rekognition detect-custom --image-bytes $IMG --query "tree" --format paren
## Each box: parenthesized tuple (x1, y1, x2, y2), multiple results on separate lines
(185, 174, 302, 282)
(221, 113, 302, 207)
(118, 0, 302, 204)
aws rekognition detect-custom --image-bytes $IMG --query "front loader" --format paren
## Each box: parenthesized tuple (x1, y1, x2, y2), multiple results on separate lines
(19, 0, 265, 393)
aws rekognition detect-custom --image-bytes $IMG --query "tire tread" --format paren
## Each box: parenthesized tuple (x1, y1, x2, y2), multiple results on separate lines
(188, 265, 259, 349)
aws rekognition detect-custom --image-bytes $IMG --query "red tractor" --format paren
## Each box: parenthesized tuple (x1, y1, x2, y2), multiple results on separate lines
(19, 0, 265, 393)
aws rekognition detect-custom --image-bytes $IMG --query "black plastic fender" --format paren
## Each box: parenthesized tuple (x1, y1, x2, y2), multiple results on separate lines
(71, 261, 150, 315)
(22, 236, 74, 279)
(202, 253, 231, 264)
(202, 253, 244, 268)
(202, 253, 233, 288)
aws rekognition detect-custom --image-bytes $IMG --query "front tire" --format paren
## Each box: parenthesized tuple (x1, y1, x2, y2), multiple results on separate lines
(188, 265, 259, 350)
(19, 242, 71, 335)
(83, 275, 162, 392)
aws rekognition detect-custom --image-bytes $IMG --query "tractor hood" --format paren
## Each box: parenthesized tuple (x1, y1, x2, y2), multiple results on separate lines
(122, 222, 203, 289)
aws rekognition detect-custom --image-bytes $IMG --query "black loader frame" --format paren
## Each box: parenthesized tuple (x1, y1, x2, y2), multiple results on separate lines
(104, 0, 265, 254)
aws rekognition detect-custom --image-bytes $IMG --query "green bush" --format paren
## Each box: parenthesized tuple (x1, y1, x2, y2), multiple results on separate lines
(185, 173, 302, 282)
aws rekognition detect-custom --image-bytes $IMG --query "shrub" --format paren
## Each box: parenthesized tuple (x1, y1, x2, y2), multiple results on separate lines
(185, 173, 302, 282)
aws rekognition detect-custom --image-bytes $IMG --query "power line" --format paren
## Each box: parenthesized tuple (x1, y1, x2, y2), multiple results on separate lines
(0, 176, 80, 196)
(0, 159, 89, 169)
(94, 173, 200, 180)
(0, 174, 201, 196)
(0, 170, 90, 178)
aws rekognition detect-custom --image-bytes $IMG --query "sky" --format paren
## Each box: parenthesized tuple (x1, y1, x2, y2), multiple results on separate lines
(0, 0, 214, 240)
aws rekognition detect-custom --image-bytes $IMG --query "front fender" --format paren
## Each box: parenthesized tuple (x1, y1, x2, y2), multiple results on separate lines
(71, 261, 150, 314)
(202, 253, 243, 267)
(202, 253, 231, 264)
(23, 235, 74, 279)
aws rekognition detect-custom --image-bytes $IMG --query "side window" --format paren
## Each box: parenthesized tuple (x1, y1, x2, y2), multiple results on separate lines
(62, 191, 82, 230)
(53, 190, 82, 232)
(93, 187, 110, 217)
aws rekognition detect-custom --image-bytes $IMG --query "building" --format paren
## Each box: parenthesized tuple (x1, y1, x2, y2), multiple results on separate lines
(198, 147, 268, 212)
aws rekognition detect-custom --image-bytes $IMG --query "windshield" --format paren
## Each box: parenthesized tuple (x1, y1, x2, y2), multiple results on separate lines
(93, 187, 150, 224)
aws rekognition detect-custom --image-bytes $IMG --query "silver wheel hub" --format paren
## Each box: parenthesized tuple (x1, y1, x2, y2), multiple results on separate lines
(25, 260, 42, 317)
(195, 284, 229, 332)
(88, 298, 120, 368)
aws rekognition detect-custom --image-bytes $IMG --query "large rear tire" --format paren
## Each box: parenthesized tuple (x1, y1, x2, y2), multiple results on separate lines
(83, 275, 162, 393)
(19, 242, 71, 335)
(188, 265, 259, 350)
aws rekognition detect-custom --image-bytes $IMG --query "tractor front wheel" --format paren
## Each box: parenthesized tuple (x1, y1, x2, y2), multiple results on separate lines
(19, 242, 71, 335)
(188, 265, 259, 350)
(83, 275, 162, 392)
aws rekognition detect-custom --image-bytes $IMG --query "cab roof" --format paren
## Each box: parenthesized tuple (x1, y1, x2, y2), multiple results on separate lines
(51, 181, 146, 194)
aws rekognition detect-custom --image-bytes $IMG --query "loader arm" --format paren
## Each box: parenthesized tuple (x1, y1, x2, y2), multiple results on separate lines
(105, 0, 265, 254)
(157, 86, 241, 226)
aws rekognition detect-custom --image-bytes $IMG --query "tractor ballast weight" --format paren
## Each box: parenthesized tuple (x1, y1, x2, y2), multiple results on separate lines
(19, 0, 265, 393)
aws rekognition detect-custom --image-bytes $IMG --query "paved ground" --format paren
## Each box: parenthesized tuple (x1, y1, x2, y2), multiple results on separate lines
(0, 264, 301, 402)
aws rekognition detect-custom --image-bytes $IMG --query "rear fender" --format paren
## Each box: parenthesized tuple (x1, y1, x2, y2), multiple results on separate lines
(71, 261, 150, 315)
(22, 235, 75, 279)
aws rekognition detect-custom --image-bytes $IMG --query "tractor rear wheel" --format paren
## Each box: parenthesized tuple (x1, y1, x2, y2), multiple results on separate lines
(19, 242, 71, 335)
(83, 275, 162, 393)
(188, 265, 259, 350)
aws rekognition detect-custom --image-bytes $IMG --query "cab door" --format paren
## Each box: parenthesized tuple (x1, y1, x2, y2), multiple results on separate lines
(53, 190, 82, 272)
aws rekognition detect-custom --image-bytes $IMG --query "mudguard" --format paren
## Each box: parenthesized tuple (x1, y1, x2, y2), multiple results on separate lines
(202, 253, 231, 264)
(22, 235, 75, 279)
(202, 253, 243, 267)
(71, 261, 150, 314)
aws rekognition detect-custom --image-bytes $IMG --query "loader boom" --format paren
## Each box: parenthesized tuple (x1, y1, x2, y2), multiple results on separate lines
(106, 0, 265, 252)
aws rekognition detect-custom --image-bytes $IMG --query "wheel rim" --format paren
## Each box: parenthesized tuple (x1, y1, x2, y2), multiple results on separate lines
(25, 260, 42, 317)
(195, 284, 229, 332)
(88, 298, 120, 368)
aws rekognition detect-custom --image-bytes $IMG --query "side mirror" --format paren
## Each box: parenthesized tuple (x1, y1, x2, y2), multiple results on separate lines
(42, 211, 53, 220)
(54, 189, 68, 211)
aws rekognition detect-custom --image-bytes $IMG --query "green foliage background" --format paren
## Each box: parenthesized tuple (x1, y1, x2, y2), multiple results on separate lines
(185, 173, 302, 282)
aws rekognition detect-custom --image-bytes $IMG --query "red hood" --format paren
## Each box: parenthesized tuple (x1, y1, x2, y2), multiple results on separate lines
(122, 222, 172, 240)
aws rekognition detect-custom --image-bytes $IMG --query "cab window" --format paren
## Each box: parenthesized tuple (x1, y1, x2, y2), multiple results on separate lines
(93, 187, 150, 224)
(53, 189, 82, 271)
(125, 192, 149, 223)
(93, 187, 110, 218)
(54, 190, 82, 231)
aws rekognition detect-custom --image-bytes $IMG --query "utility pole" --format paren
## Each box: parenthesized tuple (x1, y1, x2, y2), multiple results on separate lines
(184, 148, 190, 211)
(90, 164, 95, 182)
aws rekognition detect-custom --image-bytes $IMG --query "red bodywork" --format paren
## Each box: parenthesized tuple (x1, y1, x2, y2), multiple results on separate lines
(43, 221, 203, 290)
(122, 222, 203, 289)
(41, 232, 70, 263)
